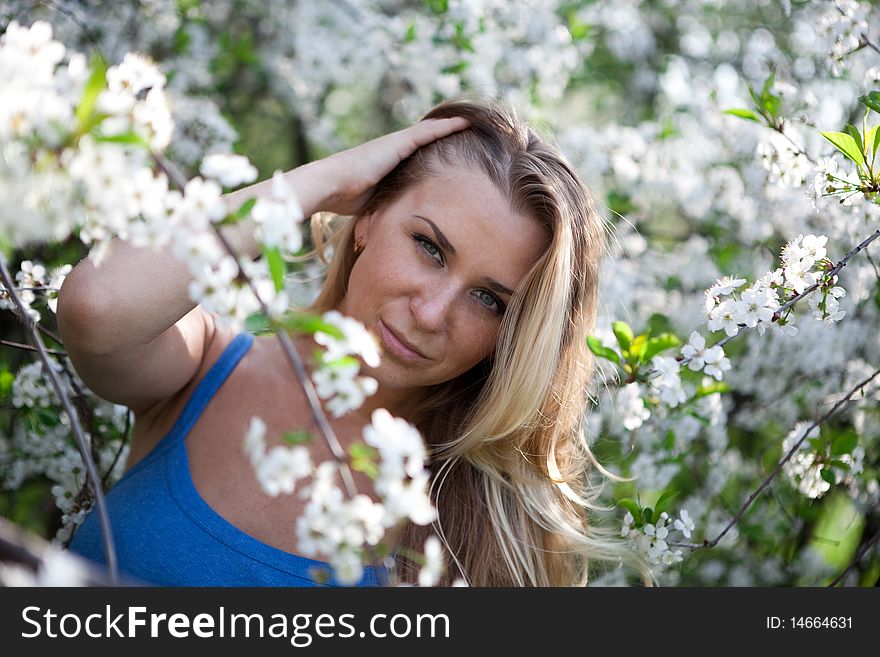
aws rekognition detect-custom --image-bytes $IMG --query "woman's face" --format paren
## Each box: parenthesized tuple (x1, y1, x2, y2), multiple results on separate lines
(337, 163, 548, 396)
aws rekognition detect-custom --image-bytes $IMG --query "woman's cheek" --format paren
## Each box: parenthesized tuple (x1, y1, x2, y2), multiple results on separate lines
(457, 325, 497, 367)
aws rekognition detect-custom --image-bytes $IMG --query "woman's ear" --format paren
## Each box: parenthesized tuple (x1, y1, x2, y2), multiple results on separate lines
(353, 213, 373, 246)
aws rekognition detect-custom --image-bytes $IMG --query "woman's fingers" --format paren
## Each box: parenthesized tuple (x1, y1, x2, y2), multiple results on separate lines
(407, 117, 471, 147)
(315, 116, 470, 215)
(392, 117, 470, 160)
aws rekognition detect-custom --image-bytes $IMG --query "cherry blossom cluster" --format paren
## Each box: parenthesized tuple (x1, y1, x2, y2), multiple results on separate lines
(242, 405, 437, 585)
(781, 422, 865, 500)
(311, 311, 381, 418)
(4, 359, 129, 543)
(820, 0, 871, 74)
(621, 509, 695, 567)
(0, 260, 72, 322)
(0, 21, 291, 332)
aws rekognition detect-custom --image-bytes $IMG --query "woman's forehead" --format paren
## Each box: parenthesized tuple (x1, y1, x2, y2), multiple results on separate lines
(402, 165, 517, 227)
(391, 165, 549, 280)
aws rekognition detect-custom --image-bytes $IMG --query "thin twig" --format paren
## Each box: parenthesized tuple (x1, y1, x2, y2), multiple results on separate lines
(1, 286, 58, 292)
(0, 338, 67, 356)
(0, 257, 118, 583)
(63, 409, 131, 550)
(828, 526, 880, 587)
(669, 226, 880, 372)
(103, 410, 131, 489)
(772, 124, 818, 165)
(858, 33, 880, 57)
(705, 367, 880, 548)
(0, 302, 64, 345)
(35, 322, 64, 345)
(36, 0, 105, 58)
(864, 247, 880, 282)
(152, 152, 360, 499)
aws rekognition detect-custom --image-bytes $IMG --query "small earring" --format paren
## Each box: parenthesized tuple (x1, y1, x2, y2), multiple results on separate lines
(354, 237, 364, 254)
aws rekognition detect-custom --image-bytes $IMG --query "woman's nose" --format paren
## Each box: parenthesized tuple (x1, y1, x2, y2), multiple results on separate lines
(410, 283, 457, 332)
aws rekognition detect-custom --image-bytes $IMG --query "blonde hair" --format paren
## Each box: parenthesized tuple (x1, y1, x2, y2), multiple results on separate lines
(308, 98, 644, 586)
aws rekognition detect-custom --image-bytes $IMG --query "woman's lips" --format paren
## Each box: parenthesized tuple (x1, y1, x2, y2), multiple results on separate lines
(379, 320, 429, 362)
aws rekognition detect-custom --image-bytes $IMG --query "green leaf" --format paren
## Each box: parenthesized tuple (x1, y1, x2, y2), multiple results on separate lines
(845, 123, 864, 158)
(0, 233, 12, 260)
(723, 108, 762, 123)
(761, 71, 776, 98)
(611, 321, 634, 353)
(245, 312, 270, 334)
(642, 333, 681, 363)
(281, 312, 344, 339)
(75, 55, 108, 129)
(657, 118, 680, 141)
(441, 60, 468, 75)
(606, 189, 634, 217)
(761, 72, 781, 119)
(763, 95, 782, 121)
(586, 336, 621, 364)
(424, 0, 449, 14)
(566, 10, 591, 42)
(629, 334, 647, 361)
(320, 354, 360, 370)
(618, 498, 642, 523)
(684, 409, 711, 425)
(281, 430, 312, 446)
(0, 369, 13, 400)
(94, 131, 149, 148)
(35, 407, 60, 427)
(349, 443, 377, 460)
(870, 125, 880, 156)
(262, 245, 285, 293)
(224, 197, 257, 225)
(746, 83, 764, 115)
(830, 432, 858, 456)
(654, 490, 678, 518)
(646, 313, 674, 337)
(820, 468, 836, 485)
(859, 91, 880, 114)
(348, 442, 379, 479)
(829, 459, 850, 471)
(694, 380, 730, 399)
(404, 22, 417, 43)
(642, 507, 653, 525)
(821, 131, 865, 168)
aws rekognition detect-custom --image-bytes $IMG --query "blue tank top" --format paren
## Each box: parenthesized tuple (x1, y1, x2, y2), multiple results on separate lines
(68, 332, 385, 587)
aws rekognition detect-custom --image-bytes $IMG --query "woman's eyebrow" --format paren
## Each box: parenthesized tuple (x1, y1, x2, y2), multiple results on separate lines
(413, 214, 457, 256)
(480, 277, 514, 297)
(413, 214, 514, 296)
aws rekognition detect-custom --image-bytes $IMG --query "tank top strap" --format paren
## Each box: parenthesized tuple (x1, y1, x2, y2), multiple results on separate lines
(169, 332, 255, 441)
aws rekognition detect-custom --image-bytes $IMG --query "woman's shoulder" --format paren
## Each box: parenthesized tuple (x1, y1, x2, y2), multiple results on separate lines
(126, 322, 272, 469)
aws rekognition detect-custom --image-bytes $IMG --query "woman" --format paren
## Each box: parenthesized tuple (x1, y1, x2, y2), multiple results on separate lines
(59, 98, 633, 586)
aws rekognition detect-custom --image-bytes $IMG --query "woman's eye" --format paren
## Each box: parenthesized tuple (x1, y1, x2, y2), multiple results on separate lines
(474, 289, 504, 314)
(414, 234, 443, 264)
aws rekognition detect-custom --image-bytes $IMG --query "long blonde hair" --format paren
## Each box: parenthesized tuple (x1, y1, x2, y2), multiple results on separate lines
(309, 98, 642, 586)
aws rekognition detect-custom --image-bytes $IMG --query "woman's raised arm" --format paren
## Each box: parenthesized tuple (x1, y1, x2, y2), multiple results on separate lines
(55, 117, 469, 414)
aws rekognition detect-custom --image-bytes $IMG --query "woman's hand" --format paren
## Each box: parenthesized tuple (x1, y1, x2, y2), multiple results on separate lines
(299, 117, 470, 217)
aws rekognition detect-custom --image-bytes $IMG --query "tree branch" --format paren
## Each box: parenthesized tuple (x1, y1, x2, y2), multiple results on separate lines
(0, 257, 118, 583)
(704, 367, 880, 549)
(828, 526, 880, 587)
